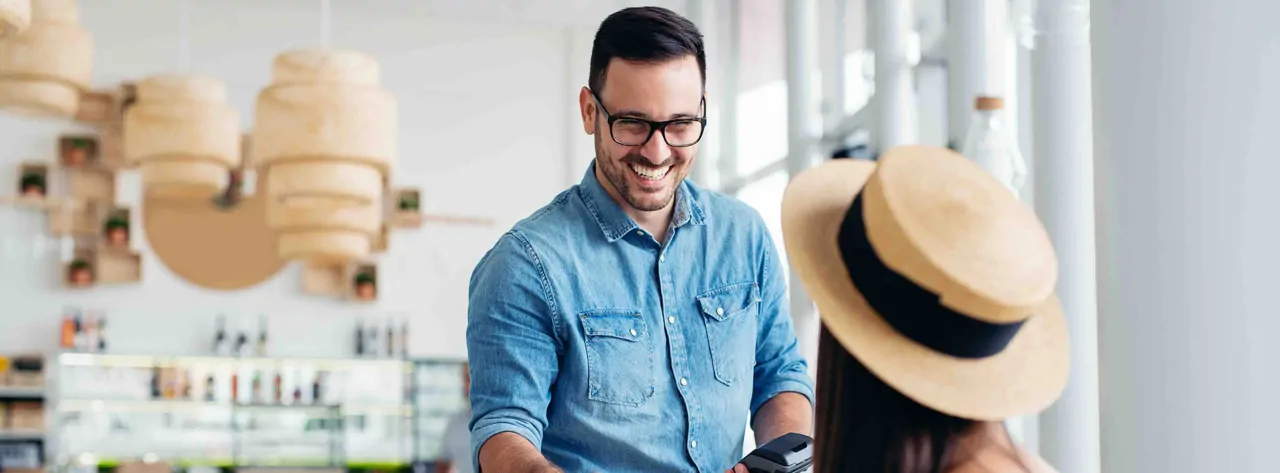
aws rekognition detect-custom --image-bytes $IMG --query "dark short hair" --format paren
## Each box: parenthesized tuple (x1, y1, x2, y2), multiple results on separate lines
(589, 6, 706, 95)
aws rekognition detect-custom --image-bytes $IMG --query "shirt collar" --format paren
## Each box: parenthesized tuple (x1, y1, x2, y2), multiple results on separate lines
(579, 162, 706, 243)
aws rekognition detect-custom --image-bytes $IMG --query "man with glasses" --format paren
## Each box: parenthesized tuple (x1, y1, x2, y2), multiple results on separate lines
(466, 6, 814, 473)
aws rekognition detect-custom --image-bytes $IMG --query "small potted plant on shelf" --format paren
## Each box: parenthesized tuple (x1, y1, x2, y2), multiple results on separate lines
(103, 215, 129, 247)
(19, 172, 46, 198)
(62, 137, 96, 167)
(353, 271, 377, 301)
(68, 258, 93, 287)
(398, 192, 419, 213)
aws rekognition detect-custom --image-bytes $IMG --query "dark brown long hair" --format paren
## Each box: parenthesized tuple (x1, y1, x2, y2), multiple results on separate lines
(813, 325, 1026, 473)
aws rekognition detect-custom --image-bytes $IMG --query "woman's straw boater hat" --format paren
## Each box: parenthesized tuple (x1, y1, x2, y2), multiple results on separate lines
(781, 146, 1069, 420)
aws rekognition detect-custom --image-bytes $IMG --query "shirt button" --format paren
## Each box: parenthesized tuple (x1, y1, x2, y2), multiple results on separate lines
(629, 329, 637, 337)
(667, 316, 675, 324)
(637, 230, 645, 236)
(659, 254, 665, 262)
(680, 378, 688, 386)
(691, 440, 697, 449)
(716, 307, 724, 316)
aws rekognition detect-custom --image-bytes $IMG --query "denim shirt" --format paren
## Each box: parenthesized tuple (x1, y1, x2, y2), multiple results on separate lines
(466, 163, 815, 473)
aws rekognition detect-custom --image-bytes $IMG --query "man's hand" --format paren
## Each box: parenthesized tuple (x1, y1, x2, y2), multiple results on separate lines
(727, 393, 814, 473)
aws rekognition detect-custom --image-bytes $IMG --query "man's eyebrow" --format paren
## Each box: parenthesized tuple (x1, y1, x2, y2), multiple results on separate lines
(614, 109, 701, 120)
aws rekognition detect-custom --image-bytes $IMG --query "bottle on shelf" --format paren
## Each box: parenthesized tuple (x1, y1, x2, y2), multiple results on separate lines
(355, 318, 365, 357)
(399, 319, 410, 358)
(60, 308, 76, 349)
(312, 371, 325, 405)
(256, 314, 269, 357)
(150, 366, 161, 399)
(234, 318, 250, 358)
(213, 313, 229, 356)
(96, 314, 107, 353)
(273, 371, 283, 404)
(291, 369, 303, 404)
(959, 96, 1027, 196)
(386, 316, 396, 358)
(205, 374, 216, 402)
(72, 313, 84, 351)
(251, 370, 262, 404)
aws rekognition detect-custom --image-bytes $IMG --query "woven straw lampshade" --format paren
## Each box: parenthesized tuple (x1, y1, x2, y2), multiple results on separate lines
(252, 49, 396, 209)
(0, 0, 91, 117)
(266, 189, 382, 262)
(0, 0, 30, 37)
(124, 74, 241, 198)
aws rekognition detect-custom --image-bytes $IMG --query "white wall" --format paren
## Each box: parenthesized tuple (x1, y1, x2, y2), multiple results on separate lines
(0, 0, 685, 359)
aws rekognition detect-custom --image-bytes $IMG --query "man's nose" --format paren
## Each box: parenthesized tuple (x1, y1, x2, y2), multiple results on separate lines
(640, 129, 672, 164)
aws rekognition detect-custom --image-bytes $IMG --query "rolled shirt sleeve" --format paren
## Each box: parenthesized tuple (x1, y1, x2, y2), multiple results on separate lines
(750, 235, 816, 421)
(466, 232, 563, 471)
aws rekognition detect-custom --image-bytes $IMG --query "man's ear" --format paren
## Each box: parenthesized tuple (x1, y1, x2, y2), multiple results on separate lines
(579, 87, 596, 135)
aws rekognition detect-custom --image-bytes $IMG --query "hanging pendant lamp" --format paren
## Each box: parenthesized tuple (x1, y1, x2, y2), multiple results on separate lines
(0, 0, 91, 117)
(266, 188, 382, 263)
(252, 49, 396, 209)
(124, 75, 241, 198)
(0, 0, 30, 37)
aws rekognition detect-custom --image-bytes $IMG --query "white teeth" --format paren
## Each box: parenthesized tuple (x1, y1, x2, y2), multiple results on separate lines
(629, 163, 671, 180)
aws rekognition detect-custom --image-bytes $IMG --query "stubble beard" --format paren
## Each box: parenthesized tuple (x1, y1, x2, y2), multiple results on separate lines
(594, 129, 681, 213)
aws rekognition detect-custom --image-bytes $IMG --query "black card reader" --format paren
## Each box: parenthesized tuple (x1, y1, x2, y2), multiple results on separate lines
(738, 432, 814, 473)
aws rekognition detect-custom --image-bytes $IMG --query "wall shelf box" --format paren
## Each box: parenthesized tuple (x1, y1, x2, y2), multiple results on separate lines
(95, 250, 142, 285)
(389, 189, 422, 229)
(14, 163, 49, 202)
(101, 206, 132, 250)
(47, 200, 98, 236)
(67, 167, 114, 203)
(350, 263, 378, 302)
(57, 134, 100, 169)
(62, 247, 141, 288)
(63, 248, 97, 288)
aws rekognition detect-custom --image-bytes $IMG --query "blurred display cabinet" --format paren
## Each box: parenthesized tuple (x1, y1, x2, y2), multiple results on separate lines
(409, 359, 468, 463)
(50, 353, 413, 468)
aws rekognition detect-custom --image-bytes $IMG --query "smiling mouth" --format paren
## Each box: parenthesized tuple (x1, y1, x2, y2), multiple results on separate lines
(629, 163, 671, 181)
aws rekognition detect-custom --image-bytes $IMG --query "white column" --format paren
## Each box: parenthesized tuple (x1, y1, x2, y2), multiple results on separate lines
(947, 0, 1006, 147)
(717, 0, 740, 187)
(1032, 1, 1099, 471)
(1006, 0, 1039, 453)
(1093, 0, 1280, 472)
(784, 0, 821, 373)
(685, 0, 718, 189)
(819, 0, 849, 125)
(869, 0, 915, 149)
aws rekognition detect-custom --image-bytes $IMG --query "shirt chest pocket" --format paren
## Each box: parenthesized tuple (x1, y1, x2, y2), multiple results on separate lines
(697, 282, 761, 387)
(578, 309, 655, 407)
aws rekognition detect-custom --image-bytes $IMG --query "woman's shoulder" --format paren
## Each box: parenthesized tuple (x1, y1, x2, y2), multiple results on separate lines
(950, 446, 1059, 473)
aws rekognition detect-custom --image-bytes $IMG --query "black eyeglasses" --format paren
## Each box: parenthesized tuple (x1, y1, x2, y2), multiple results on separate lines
(590, 90, 707, 148)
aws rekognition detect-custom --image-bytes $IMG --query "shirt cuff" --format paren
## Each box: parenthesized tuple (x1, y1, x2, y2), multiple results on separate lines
(751, 378, 816, 422)
(470, 414, 544, 472)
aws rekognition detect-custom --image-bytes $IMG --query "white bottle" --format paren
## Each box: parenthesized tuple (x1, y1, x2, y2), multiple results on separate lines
(960, 96, 1027, 196)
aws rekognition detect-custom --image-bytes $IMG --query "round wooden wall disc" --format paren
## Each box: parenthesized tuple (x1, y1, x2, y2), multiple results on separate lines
(143, 172, 286, 290)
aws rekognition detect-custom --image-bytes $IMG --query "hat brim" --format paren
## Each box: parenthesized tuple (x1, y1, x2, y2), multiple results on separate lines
(781, 158, 1070, 421)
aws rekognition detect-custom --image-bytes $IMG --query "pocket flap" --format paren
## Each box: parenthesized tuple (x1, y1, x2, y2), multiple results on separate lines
(579, 309, 646, 341)
(697, 282, 761, 321)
